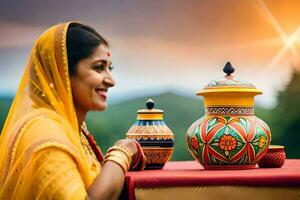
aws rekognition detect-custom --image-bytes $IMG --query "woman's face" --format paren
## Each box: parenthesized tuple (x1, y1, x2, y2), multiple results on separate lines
(70, 44, 115, 112)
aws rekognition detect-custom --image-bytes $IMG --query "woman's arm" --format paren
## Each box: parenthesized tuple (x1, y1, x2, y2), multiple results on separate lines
(87, 139, 138, 200)
(87, 161, 125, 200)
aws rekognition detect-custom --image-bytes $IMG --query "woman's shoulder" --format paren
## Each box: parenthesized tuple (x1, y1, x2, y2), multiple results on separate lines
(16, 108, 79, 158)
(21, 109, 70, 137)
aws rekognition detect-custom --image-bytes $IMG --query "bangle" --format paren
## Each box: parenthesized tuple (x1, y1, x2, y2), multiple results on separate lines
(107, 145, 133, 159)
(106, 149, 132, 167)
(103, 146, 133, 174)
(103, 155, 128, 174)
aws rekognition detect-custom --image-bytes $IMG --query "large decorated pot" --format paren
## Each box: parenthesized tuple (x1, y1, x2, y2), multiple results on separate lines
(126, 99, 175, 169)
(186, 62, 271, 169)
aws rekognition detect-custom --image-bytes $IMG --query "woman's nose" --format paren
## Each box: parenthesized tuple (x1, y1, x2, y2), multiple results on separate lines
(104, 74, 115, 87)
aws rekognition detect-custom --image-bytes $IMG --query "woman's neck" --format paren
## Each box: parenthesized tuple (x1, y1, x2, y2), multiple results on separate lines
(75, 107, 87, 130)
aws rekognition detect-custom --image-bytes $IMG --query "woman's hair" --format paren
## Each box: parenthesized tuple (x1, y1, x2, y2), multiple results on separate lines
(66, 23, 108, 75)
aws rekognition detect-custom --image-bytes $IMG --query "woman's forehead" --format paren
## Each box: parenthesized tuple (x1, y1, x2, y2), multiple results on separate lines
(90, 44, 111, 60)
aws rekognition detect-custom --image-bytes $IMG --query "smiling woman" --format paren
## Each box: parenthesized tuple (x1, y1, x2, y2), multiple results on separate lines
(70, 43, 115, 123)
(0, 22, 145, 200)
(67, 23, 116, 126)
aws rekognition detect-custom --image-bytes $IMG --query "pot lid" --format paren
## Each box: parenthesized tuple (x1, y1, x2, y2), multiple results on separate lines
(197, 62, 262, 96)
(137, 99, 164, 120)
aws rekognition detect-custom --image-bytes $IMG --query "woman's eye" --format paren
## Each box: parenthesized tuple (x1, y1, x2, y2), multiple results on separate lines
(109, 65, 114, 71)
(94, 65, 105, 71)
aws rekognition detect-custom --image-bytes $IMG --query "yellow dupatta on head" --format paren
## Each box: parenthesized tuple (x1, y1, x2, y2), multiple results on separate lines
(0, 22, 97, 199)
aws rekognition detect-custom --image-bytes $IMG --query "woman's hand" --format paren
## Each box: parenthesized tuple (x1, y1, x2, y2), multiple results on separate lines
(115, 139, 146, 171)
(88, 139, 137, 200)
(114, 139, 138, 158)
(88, 139, 146, 200)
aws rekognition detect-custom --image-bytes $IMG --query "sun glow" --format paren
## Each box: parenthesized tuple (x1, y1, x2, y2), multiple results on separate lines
(263, 27, 300, 73)
(257, 0, 300, 73)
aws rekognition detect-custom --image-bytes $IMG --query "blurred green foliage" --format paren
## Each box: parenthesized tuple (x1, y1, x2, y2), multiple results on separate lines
(268, 69, 300, 158)
(1, 71, 300, 159)
(0, 96, 13, 130)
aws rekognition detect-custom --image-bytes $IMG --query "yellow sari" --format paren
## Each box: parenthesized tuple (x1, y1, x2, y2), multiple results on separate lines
(0, 22, 100, 199)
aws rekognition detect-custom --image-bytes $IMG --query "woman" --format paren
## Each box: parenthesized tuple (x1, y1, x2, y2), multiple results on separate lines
(0, 22, 145, 200)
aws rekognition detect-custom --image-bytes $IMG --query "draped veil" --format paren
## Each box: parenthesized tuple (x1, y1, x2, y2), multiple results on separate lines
(0, 22, 97, 199)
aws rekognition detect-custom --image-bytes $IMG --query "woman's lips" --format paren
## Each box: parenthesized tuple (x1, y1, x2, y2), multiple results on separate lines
(95, 89, 107, 100)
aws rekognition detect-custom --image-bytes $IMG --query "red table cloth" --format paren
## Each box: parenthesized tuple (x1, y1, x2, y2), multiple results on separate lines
(122, 159, 300, 200)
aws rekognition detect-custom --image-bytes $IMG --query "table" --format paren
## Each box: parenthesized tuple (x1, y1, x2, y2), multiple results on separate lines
(121, 159, 300, 200)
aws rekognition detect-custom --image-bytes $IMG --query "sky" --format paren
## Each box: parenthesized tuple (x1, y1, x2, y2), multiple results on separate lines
(1, 0, 300, 108)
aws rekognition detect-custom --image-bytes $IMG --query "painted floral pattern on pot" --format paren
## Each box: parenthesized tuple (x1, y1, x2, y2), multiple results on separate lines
(187, 116, 271, 165)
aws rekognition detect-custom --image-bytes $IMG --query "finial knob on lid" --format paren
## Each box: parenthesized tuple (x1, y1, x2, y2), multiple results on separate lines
(223, 62, 235, 76)
(137, 98, 163, 119)
(146, 98, 155, 110)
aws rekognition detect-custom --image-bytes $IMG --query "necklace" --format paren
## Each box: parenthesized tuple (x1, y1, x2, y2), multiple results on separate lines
(80, 130, 97, 162)
(80, 123, 102, 176)
(81, 122, 104, 162)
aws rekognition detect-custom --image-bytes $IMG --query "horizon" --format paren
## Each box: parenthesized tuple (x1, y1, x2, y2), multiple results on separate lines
(0, 87, 280, 109)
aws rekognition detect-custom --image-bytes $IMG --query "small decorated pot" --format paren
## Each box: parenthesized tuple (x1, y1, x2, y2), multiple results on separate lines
(258, 145, 285, 168)
(186, 62, 271, 169)
(126, 99, 175, 169)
